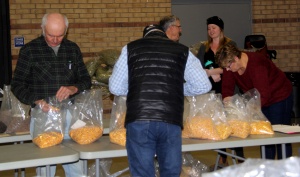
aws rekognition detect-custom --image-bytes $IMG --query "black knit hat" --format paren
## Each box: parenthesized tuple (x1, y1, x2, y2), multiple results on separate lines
(207, 16, 224, 30)
(143, 24, 165, 37)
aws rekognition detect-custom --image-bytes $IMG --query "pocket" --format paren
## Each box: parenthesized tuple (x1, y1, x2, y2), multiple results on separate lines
(126, 121, 150, 144)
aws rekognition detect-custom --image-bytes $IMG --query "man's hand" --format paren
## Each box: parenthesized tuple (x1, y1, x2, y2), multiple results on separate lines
(35, 99, 50, 112)
(56, 86, 78, 102)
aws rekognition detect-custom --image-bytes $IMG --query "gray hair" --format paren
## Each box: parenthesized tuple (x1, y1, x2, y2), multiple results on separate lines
(159, 15, 180, 32)
(41, 13, 69, 35)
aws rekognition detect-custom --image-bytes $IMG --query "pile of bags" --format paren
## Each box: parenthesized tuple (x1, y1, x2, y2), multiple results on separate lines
(85, 49, 121, 97)
(31, 89, 104, 148)
(182, 88, 274, 140)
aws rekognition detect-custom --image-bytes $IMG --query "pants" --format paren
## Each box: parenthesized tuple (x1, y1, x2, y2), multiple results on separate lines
(261, 93, 293, 159)
(126, 121, 182, 177)
(30, 109, 85, 177)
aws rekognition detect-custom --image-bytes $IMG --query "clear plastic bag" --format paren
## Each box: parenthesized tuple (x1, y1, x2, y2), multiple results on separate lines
(154, 152, 209, 177)
(243, 89, 274, 135)
(186, 93, 232, 140)
(88, 158, 129, 177)
(0, 85, 31, 134)
(202, 157, 300, 177)
(5, 91, 30, 134)
(182, 97, 191, 138)
(0, 85, 12, 132)
(181, 152, 209, 177)
(224, 94, 251, 138)
(31, 96, 65, 148)
(109, 96, 127, 146)
(69, 89, 104, 145)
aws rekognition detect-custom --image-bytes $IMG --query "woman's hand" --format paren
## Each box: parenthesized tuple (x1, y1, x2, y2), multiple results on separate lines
(211, 74, 221, 82)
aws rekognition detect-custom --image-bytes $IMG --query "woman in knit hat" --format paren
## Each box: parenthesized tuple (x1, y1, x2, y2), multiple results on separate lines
(195, 16, 244, 170)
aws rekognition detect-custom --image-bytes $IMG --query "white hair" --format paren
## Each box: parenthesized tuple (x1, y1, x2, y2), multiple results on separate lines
(41, 13, 69, 36)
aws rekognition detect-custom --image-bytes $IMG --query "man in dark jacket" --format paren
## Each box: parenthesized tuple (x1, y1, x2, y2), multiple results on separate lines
(109, 24, 211, 177)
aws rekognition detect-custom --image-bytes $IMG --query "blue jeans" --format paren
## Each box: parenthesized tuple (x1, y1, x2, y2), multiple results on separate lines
(126, 121, 182, 177)
(30, 109, 85, 177)
(261, 93, 293, 159)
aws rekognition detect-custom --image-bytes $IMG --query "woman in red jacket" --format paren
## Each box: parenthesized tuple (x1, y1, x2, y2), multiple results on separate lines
(215, 43, 293, 159)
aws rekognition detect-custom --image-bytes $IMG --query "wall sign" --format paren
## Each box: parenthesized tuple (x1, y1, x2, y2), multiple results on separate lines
(14, 36, 25, 47)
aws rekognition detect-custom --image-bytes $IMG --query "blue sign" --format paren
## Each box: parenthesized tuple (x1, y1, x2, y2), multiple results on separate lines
(14, 36, 25, 47)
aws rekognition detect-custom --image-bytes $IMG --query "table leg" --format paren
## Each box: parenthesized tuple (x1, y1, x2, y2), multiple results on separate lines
(21, 168, 25, 177)
(83, 159, 88, 175)
(281, 144, 286, 158)
(37, 167, 41, 176)
(261, 146, 266, 158)
(95, 159, 100, 177)
(14, 169, 18, 177)
(46, 165, 50, 177)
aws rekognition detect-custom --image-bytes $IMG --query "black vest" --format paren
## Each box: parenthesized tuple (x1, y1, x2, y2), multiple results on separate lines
(126, 34, 189, 128)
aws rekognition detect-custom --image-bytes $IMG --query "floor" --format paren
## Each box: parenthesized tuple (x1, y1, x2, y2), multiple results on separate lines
(1, 143, 299, 177)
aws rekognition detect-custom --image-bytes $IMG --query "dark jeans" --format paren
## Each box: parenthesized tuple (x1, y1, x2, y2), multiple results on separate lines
(126, 121, 182, 177)
(261, 93, 293, 159)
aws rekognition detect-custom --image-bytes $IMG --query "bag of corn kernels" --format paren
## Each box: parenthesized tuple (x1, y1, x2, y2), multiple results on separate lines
(109, 96, 127, 146)
(243, 89, 274, 135)
(31, 96, 65, 148)
(68, 89, 104, 145)
(224, 93, 251, 138)
(186, 93, 232, 140)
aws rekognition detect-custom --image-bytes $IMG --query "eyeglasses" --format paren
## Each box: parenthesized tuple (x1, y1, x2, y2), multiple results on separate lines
(225, 61, 233, 70)
(172, 25, 182, 28)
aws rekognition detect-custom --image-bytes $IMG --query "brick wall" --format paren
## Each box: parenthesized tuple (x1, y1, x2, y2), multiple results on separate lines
(8, 0, 299, 115)
(9, 0, 299, 72)
(251, 0, 299, 72)
(9, 0, 171, 71)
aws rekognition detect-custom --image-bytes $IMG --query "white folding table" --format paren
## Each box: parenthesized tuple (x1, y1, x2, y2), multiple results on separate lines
(63, 132, 300, 177)
(0, 143, 79, 177)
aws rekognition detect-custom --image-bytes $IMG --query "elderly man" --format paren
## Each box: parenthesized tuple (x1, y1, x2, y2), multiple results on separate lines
(11, 12, 91, 177)
(159, 15, 182, 42)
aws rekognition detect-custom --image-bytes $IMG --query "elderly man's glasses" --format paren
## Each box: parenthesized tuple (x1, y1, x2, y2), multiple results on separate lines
(172, 25, 182, 28)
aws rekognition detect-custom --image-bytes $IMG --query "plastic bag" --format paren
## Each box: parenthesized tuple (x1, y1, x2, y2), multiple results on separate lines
(0, 85, 12, 132)
(31, 96, 65, 148)
(0, 85, 31, 134)
(243, 89, 274, 135)
(69, 89, 104, 145)
(182, 97, 191, 138)
(181, 152, 209, 177)
(186, 93, 232, 140)
(98, 49, 121, 68)
(224, 94, 251, 138)
(109, 96, 127, 146)
(85, 56, 101, 77)
(154, 152, 209, 177)
(88, 158, 129, 177)
(5, 92, 31, 134)
(202, 157, 300, 177)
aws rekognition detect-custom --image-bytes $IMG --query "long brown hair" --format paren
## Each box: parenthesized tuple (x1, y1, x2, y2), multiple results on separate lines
(204, 29, 232, 53)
